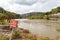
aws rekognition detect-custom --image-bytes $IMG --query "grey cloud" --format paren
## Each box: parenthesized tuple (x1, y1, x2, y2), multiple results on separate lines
(13, 0, 37, 5)
(39, 0, 49, 3)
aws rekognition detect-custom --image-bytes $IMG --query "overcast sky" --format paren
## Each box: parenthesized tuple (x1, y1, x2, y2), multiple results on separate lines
(0, 0, 60, 14)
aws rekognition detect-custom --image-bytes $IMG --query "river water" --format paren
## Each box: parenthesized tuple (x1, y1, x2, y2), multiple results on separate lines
(17, 19, 60, 39)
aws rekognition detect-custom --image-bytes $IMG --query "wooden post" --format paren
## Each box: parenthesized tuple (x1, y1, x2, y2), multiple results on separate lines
(9, 28, 14, 40)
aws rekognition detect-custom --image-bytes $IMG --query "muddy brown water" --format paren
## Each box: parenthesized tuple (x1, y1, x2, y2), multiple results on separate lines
(17, 19, 60, 40)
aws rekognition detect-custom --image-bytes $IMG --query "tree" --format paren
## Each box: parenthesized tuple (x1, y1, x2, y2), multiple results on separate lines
(45, 12, 50, 20)
(57, 7, 60, 12)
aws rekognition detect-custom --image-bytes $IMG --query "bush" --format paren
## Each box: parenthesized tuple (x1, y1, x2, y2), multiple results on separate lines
(12, 30, 20, 39)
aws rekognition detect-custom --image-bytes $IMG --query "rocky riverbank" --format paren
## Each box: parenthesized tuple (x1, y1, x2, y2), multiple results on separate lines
(0, 26, 54, 40)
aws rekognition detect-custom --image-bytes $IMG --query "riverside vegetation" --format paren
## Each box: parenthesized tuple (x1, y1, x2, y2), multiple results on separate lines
(0, 7, 21, 25)
(21, 6, 60, 19)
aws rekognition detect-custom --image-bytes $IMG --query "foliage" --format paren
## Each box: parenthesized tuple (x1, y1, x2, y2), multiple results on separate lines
(13, 30, 20, 38)
(0, 13, 3, 19)
(0, 7, 21, 19)
(0, 36, 9, 40)
(0, 19, 9, 25)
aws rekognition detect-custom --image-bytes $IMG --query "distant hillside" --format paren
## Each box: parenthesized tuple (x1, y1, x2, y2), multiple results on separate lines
(0, 7, 21, 19)
(21, 12, 42, 18)
(21, 6, 60, 19)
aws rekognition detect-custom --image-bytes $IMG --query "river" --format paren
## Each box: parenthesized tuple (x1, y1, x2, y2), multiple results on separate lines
(16, 19, 60, 39)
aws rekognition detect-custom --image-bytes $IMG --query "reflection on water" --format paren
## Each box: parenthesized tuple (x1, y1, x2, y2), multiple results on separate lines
(17, 19, 60, 39)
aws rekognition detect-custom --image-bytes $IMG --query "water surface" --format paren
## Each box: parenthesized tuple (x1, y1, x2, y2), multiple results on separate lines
(17, 19, 60, 39)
